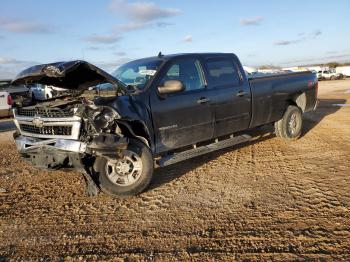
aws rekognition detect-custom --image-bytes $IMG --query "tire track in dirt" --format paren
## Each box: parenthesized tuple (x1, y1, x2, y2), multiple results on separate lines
(1, 82, 350, 260)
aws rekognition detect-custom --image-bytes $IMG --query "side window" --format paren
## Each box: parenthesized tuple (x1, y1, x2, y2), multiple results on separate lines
(205, 59, 241, 87)
(161, 59, 205, 92)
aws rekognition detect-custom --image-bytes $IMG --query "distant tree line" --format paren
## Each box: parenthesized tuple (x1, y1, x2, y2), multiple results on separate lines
(324, 62, 350, 68)
(258, 61, 350, 70)
(259, 65, 282, 70)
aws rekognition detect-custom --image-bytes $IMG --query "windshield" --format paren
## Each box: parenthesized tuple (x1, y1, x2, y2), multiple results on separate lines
(112, 59, 162, 90)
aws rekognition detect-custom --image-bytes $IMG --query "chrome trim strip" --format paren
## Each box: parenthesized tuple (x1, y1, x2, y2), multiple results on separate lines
(15, 136, 87, 154)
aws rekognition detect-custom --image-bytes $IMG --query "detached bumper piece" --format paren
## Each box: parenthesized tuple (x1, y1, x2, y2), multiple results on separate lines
(15, 135, 87, 169)
(15, 135, 99, 195)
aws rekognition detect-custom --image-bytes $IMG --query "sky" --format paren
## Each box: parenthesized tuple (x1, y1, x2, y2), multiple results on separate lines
(0, 0, 349, 78)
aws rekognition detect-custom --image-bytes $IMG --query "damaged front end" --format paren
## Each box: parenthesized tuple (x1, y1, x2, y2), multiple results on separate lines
(13, 99, 128, 168)
(12, 61, 137, 195)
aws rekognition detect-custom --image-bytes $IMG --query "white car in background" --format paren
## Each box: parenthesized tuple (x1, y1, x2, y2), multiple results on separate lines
(0, 91, 13, 117)
(29, 84, 68, 101)
(317, 69, 344, 80)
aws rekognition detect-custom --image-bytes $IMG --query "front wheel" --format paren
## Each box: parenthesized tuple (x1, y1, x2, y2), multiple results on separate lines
(275, 105, 303, 140)
(94, 139, 154, 197)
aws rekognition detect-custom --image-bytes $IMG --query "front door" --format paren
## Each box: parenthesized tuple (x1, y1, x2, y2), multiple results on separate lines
(150, 57, 214, 154)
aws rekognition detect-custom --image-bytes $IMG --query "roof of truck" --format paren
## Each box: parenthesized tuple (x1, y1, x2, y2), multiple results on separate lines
(127, 52, 237, 64)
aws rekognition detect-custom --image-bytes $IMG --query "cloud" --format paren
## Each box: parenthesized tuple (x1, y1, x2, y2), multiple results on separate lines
(274, 40, 299, 46)
(95, 57, 132, 71)
(114, 20, 173, 33)
(86, 46, 101, 51)
(274, 29, 322, 46)
(115, 22, 149, 31)
(247, 53, 256, 58)
(0, 58, 40, 78)
(184, 35, 193, 43)
(114, 52, 126, 56)
(0, 19, 53, 34)
(156, 22, 173, 27)
(109, 0, 180, 22)
(83, 34, 122, 44)
(311, 30, 322, 38)
(240, 17, 264, 26)
(0, 57, 25, 65)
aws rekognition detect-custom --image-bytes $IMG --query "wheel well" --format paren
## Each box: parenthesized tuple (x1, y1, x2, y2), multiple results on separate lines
(290, 92, 306, 112)
(117, 120, 151, 147)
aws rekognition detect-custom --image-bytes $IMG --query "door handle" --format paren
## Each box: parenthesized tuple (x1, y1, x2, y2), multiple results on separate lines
(236, 91, 248, 97)
(197, 97, 210, 104)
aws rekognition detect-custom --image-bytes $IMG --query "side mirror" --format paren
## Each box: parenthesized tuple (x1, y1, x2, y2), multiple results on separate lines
(158, 80, 185, 95)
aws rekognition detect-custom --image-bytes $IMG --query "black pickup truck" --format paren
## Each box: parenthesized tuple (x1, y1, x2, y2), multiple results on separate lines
(12, 53, 318, 196)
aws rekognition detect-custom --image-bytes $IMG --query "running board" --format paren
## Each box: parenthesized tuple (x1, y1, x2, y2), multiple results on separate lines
(158, 134, 251, 167)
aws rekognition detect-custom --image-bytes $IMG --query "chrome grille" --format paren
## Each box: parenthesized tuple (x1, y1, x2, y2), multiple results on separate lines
(20, 124, 72, 136)
(17, 107, 74, 118)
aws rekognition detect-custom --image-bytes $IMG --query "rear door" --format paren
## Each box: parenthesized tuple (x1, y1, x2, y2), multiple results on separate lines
(203, 56, 251, 137)
(150, 57, 214, 153)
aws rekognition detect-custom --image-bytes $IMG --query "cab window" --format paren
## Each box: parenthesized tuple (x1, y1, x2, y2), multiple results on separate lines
(205, 58, 241, 87)
(161, 58, 205, 92)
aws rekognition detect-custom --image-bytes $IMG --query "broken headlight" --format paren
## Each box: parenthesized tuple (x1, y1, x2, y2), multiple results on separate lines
(94, 110, 115, 130)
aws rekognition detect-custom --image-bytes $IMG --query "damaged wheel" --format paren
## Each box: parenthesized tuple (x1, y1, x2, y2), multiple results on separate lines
(94, 139, 153, 197)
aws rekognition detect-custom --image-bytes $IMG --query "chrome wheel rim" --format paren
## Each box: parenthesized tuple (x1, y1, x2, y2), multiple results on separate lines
(105, 150, 143, 187)
(288, 113, 298, 135)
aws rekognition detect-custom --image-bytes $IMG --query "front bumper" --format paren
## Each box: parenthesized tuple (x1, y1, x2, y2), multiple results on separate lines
(15, 135, 87, 154)
(15, 135, 88, 169)
(14, 134, 128, 169)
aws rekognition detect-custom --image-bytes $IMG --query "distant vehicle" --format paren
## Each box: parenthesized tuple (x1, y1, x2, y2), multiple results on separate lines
(336, 66, 350, 77)
(317, 69, 343, 80)
(29, 84, 69, 101)
(0, 79, 31, 107)
(0, 91, 13, 117)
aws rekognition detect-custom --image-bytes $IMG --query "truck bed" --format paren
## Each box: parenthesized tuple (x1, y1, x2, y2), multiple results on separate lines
(248, 71, 318, 128)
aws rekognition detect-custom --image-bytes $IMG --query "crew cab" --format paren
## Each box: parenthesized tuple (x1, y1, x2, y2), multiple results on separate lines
(11, 53, 318, 197)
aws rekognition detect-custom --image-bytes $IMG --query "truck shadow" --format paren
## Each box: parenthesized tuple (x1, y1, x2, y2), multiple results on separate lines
(302, 98, 346, 136)
(149, 98, 346, 191)
(149, 127, 275, 191)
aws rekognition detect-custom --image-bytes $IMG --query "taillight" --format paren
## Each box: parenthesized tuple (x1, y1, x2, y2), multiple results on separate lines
(315, 81, 318, 98)
(7, 94, 13, 105)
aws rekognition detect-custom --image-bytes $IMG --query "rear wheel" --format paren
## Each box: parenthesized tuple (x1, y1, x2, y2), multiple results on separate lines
(94, 139, 153, 197)
(274, 105, 303, 140)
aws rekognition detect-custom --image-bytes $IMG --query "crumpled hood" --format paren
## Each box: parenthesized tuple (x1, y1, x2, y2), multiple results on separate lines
(12, 60, 123, 91)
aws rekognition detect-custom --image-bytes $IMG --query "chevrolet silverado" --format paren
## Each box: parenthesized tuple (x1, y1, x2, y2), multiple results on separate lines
(11, 53, 318, 197)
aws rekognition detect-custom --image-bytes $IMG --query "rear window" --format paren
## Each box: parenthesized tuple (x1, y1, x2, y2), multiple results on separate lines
(205, 59, 240, 87)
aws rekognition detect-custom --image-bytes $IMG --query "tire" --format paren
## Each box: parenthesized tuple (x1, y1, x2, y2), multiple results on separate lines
(274, 105, 303, 140)
(94, 139, 153, 197)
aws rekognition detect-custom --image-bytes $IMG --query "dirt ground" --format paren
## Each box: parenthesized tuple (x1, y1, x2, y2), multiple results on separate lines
(0, 79, 349, 261)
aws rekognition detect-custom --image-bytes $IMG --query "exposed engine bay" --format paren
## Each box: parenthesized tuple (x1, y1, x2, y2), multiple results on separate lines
(13, 95, 131, 169)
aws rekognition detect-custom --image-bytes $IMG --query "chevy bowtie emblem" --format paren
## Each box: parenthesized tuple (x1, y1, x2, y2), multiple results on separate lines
(32, 117, 44, 128)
